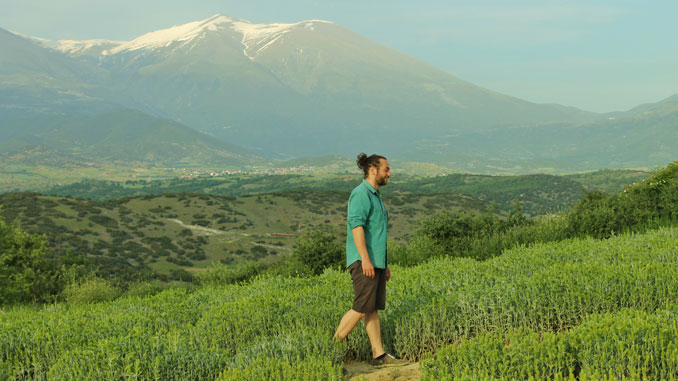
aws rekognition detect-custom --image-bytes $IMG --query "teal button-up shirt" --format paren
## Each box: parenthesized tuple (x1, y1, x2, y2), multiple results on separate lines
(346, 179, 388, 269)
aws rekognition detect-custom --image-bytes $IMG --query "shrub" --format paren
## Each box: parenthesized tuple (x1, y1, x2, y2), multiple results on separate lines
(124, 280, 167, 298)
(566, 161, 678, 239)
(250, 246, 268, 259)
(196, 261, 263, 285)
(170, 269, 194, 282)
(388, 236, 443, 267)
(290, 226, 343, 275)
(61, 278, 121, 304)
(0, 213, 59, 305)
(87, 215, 118, 229)
(413, 205, 532, 261)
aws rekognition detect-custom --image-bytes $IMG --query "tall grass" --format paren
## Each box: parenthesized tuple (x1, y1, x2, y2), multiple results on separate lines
(421, 308, 678, 380)
(3, 228, 678, 379)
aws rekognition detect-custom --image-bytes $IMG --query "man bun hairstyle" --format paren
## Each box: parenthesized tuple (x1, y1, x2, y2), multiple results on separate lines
(356, 153, 387, 178)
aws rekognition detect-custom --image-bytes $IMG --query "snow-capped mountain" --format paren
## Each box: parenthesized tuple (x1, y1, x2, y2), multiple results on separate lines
(3, 14, 601, 161)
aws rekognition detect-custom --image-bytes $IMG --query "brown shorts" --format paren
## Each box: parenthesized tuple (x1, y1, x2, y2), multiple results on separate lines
(349, 260, 386, 313)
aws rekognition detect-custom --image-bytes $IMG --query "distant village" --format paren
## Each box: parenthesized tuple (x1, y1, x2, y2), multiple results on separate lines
(178, 165, 315, 179)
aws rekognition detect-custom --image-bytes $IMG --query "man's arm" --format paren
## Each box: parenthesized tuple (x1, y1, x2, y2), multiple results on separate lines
(352, 226, 375, 279)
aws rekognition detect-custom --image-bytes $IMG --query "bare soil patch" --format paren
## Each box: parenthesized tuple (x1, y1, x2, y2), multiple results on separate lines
(344, 360, 420, 381)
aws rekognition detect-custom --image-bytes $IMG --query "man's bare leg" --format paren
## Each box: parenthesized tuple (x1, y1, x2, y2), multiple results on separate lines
(364, 311, 385, 358)
(334, 309, 365, 341)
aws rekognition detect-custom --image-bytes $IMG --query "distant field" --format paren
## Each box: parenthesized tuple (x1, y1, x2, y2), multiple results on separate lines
(0, 163, 180, 193)
(35, 170, 601, 216)
(0, 158, 456, 194)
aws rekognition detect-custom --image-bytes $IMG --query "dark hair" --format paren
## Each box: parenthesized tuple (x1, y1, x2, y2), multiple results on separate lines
(356, 153, 387, 178)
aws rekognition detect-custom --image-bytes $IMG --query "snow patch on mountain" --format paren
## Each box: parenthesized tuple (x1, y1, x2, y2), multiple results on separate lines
(9, 31, 122, 55)
(233, 22, 292, 59)
(52, 39, 123, 54)
(102, 14, 333, 59)
(106, 14, 236, 54)
(233, 20, 332, 60)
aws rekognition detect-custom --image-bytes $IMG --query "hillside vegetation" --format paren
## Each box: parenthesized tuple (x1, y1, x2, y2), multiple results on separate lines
(563, 168, 650, 193)
(3, 227, 678, 379)
(0, 190, 490, 281)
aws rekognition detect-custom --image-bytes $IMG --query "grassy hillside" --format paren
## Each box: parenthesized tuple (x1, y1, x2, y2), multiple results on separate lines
(564, 168, 651, 193)
(3, 227, 678, 379)
(0, 190, 491, 281)
(396, 173, 586, 215)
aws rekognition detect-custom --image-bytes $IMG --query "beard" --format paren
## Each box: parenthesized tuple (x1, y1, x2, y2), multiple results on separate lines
(376, 174, 388, 186)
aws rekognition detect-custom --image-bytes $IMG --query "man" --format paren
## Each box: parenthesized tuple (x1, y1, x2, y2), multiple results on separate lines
(333, 153, 406, 367)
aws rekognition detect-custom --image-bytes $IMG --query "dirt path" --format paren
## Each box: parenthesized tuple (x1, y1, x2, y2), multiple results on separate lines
(167, 218, 231, 235)
(344, 361, 421, 381)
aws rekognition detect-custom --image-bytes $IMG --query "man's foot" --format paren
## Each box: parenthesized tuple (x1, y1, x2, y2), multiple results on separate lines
(342, 366, 352, 377)
(332, 336, 348, 362)
(370, 353, 407, 367)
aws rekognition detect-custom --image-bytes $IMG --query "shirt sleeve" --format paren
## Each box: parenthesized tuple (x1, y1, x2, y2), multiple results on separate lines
(347, 189, 371, 229)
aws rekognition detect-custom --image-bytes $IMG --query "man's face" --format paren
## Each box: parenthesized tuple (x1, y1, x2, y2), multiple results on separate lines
(374, 159, 391, 186)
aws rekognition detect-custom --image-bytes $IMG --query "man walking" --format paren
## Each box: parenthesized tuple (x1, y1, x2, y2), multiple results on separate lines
(333, 153, 406, 366)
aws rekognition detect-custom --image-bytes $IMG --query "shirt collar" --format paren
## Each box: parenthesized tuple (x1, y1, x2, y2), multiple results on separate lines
(362, 179, 380, 195)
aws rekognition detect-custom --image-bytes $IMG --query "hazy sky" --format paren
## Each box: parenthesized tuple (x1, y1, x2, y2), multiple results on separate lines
(3, 0, 677, 113)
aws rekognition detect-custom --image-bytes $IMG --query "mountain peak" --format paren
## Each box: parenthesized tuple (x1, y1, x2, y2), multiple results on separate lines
(106, 13, 238, 55)
(104, 14, 334, 59)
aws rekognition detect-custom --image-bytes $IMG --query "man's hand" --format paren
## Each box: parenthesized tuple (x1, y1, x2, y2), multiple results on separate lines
(352, 226, 376, 279)
(362, 260, 375, 279)
(386, 267, 391, 281)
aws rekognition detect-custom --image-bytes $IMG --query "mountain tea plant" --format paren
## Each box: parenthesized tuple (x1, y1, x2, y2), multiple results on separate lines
(3, 228, 678, 379)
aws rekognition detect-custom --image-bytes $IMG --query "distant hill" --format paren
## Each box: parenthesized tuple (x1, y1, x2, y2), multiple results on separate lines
(0, 27, 116, 118)
(403, 95, 678, 173)
(0, 108, 264, 167)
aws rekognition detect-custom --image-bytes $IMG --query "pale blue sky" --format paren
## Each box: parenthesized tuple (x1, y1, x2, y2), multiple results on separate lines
(2, 0, 677, 113)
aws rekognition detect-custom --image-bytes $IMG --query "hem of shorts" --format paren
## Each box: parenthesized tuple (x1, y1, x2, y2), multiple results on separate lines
(347, 259, 361, 268)
(351, 306, 385, 314)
